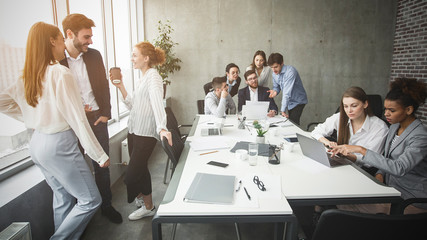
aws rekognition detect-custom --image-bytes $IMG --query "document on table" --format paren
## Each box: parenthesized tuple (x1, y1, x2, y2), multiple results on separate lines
(184, 172, 236, 204)
(189, 136, 231, 151)
(267, 117, 293, 127)
(234, 174, 282, 208)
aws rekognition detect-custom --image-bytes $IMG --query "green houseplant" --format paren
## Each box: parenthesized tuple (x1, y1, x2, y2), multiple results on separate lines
(153, 20, 182, 92)
(253, 120, 268, 137)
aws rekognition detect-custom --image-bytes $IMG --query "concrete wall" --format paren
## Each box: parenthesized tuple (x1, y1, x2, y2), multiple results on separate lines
(143, 0, 397, 128)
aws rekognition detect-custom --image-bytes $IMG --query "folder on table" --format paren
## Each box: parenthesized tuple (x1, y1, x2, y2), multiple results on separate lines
(184, 172, 235, 204)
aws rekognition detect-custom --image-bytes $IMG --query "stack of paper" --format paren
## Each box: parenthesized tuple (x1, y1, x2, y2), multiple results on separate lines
(189, 136, 231, 151)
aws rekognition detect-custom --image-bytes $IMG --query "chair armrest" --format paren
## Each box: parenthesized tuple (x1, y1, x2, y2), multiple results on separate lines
(397, 198, 427, 214)
(307, 122, 322, 131)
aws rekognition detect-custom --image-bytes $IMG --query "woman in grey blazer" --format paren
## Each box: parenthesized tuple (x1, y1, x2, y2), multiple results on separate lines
(331, 78, 427, 214)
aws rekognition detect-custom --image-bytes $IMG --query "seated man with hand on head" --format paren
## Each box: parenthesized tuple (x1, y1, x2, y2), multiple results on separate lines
(204, 76, 236, 118)
(238, 70, 278, 117)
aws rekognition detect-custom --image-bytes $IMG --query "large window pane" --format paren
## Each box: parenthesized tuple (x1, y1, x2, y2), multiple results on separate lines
(112, 0, 133, 116)
(0, 0, 53, 156)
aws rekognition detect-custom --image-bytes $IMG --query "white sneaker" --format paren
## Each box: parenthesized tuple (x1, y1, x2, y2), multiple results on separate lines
(135, 196, 144, 208)
(128, 205, 156, 220)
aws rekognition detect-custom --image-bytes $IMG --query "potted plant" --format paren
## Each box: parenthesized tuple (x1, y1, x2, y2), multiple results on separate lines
(253, 120, 268, 143)
(153, 20, 182, 98)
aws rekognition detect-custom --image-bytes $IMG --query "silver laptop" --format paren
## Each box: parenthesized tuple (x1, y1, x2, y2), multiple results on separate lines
(296, 133, 352, 168)
(243, 101, 269, 120)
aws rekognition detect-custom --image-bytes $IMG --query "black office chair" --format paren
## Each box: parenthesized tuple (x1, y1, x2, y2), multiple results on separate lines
(203, 81, 212, 95)
(164, 107, 191, 183)
(311, 200, 427, 240)
(197, 100, 205, 114)
(161, 129, 184, 178)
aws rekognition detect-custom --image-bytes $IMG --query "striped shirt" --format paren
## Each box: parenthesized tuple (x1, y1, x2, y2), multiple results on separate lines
(122, 68, 167, 140)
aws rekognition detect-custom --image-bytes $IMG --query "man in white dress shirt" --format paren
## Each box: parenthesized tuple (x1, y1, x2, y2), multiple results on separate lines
(204, 77, 236, 117)
(60, 13, 122, 224)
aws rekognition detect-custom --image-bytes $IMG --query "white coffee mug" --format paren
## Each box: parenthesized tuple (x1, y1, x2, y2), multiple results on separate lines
(235, 149, 248, 161)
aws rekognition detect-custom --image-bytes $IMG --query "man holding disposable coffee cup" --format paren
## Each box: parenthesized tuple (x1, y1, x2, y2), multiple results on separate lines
(60, 13, 123, 224)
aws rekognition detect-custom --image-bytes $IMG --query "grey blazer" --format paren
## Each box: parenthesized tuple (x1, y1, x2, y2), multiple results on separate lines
(363, 119, 427, 204)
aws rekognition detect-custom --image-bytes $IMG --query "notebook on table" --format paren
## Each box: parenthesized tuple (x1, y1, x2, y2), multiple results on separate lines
(296, 133, 352, 168)
(184, 172, 235, 204)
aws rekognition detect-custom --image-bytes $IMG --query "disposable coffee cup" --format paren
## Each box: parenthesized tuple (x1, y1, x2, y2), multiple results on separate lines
(110, 67, 121, 84)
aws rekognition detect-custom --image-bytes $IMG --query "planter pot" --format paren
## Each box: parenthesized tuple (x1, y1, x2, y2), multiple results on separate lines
(256, 136, 265, 144)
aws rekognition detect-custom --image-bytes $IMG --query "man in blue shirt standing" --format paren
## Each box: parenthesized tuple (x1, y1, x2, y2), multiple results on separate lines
(267, 53, 308, 125)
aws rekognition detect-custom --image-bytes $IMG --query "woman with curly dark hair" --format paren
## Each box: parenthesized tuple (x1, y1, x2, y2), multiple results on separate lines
(332, 78, 427, 214)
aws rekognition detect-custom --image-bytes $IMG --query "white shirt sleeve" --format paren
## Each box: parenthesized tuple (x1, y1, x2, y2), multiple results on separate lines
(55, 69, 109, 165)
(0, 83, 24, 122)
(146, 70, 168, 134)
(311, 113, 340, 141)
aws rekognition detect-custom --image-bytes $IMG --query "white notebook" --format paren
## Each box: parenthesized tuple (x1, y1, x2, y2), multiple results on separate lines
(184, 173, 235, 204)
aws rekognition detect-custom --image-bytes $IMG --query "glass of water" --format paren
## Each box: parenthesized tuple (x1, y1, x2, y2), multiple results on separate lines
(248, 143, 258, 166)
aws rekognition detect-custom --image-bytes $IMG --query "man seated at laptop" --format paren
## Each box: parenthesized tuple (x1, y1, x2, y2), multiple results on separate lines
(238, 70, 278, 117)
(204, 76, 236, 118)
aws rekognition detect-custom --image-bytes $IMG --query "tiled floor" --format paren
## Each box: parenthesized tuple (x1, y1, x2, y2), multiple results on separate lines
(81, 142, 281, 240)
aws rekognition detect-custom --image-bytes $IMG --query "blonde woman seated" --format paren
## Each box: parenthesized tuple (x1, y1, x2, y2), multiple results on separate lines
(311, 86, 388, 175)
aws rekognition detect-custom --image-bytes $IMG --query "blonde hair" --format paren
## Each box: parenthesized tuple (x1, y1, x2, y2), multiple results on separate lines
(134, 41, 165, 67)
(22, 22, 61, 107)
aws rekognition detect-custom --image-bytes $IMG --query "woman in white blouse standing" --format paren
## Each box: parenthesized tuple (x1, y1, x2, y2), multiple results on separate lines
(311, 86, 389, 175)
(0, 22, 109, 239)
(111, 41, 172, 220)
(245, 50, 272, 88)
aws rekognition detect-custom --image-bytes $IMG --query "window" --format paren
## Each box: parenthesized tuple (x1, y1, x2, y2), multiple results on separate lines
(112, 0, 134, 118)
(0, 0, 53, 167)
(0, 0, 144, 173)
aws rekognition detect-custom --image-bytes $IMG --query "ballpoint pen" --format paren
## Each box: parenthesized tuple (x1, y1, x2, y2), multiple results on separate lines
(244, 187, 251, 200)
(236, 180, 242, 192)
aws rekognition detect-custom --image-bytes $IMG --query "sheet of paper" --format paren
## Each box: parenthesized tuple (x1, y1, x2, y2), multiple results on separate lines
(189, 136, 231, 151)
(233, 174, 282, 208)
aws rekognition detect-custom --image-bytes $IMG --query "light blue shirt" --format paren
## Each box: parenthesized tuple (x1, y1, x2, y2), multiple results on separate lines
(272, 65, 308, 112)
(227, 76, 237, 94)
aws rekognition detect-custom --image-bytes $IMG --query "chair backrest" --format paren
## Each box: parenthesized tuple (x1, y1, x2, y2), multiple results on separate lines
(203, 82, 212, 95)
(161, 129, 184, 167)
(367, 94, 385, 121)
(165, 107, 181, 137)
(197, 100, 205, 114)
(311, 209, 427, 240)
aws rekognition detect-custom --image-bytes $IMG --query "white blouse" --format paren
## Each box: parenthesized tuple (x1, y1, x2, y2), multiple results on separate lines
(311, 113, 389, 160)
(245, 65, 272, 87)
(0, 63, 108, 165)
(122, 68, 167, 139)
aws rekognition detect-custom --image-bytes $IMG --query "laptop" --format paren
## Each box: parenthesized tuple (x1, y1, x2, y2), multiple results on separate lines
(296, 133, 352, 167)
(243, 101, 270, 120)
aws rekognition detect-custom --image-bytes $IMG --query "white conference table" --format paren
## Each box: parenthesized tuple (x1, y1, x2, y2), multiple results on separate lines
(152, 115, 401, 240)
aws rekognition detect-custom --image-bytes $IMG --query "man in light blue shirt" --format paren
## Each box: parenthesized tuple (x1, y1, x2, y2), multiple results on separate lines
(267, 53, 308, 125)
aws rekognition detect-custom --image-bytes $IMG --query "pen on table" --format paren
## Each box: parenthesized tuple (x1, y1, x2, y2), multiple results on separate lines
(246, 125, 252, 135)
(199, 150, 219, 155)
(236, 180, 242, 192)
(243, 187, 251, 200)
